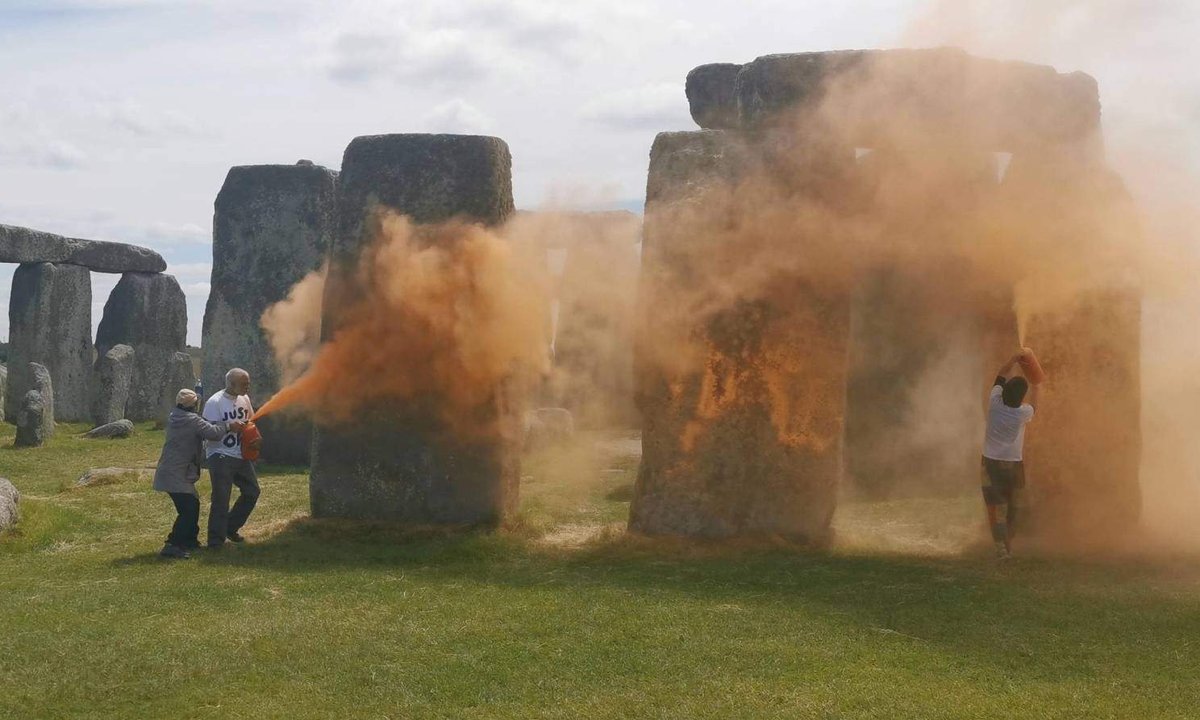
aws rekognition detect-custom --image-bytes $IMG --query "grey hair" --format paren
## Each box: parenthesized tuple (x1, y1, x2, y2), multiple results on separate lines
(225, 368, 249, 388)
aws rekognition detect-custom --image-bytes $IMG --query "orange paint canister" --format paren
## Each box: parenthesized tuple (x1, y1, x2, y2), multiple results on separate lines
(241, 422, 263, 462)
(1019, 348, 1046, 385)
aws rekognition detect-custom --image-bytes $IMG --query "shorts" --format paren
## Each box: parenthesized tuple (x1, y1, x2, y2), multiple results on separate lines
(981, 456, 1025, 503)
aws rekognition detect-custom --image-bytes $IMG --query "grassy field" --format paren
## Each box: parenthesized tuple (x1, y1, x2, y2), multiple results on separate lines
(2, 423, 1199, 719)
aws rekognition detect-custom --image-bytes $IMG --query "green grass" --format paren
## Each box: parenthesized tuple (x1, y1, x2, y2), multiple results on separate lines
(2, 423, 1199, 719)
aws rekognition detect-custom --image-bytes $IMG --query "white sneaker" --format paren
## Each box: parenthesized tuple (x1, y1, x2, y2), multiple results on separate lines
(995, 543, 1011, 561)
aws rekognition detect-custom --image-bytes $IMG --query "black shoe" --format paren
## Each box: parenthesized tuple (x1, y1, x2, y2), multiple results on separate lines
(206, 542, 224, 550)
(160, 544, 191, 560)
(227, 532, 245, 543)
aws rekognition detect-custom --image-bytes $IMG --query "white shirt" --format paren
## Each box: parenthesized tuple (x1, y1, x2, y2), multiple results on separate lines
(202, 390, 254, 459)
(983, 384, 1035, 461)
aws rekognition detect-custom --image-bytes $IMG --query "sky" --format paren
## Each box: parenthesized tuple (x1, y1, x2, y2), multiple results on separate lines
(0, 0, 1197, 344)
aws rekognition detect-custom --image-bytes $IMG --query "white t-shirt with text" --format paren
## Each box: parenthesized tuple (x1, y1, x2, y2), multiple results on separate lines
(983, 384, 1035, 462)
(203, 391, 254, 459)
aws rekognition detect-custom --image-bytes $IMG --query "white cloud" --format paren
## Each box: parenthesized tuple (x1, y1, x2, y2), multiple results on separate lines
(580, 82, 690, 131)
(0, 138, 88, 170)
(0, 203, 211, 249)
(325, 27, 494, 86)
(419, 99, 494, 134)
(95, 99, 209, 139)
(181, 281, 211, 297)
(315, 0, 623, 87)
(0, 92, 215, 172)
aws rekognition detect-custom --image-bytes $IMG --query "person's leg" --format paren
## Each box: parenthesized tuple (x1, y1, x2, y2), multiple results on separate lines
(981, 459, 1010, 556)
(167, 492, 200, 548)
(207, 456, 235, 547)
(1006, 461, 1026, 548)
(226, 460, 260, 538)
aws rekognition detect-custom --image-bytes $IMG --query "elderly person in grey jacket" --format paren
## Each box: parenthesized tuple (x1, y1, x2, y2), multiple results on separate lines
(154, 388, 245, 559)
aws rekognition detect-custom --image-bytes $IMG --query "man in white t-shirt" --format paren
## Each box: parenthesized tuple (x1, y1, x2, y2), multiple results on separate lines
(981, 351, 1041, 560)
(202, 368, 260, 548)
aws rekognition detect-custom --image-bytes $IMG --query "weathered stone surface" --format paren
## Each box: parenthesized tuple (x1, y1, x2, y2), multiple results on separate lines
(201, 162, 337, 463)
(75, 466, 152, 487)
(0, 478, 19, 532)
(154, 351, 196, 429)
(95, 273, 187, 422)
(630, 131, 851, 543)
(687, 48, 1100, 152)
(685, 63, 742, 130)
(1005, 156, 1143, 546)
(644, 131, 753, 205)
(15, 390, 48, 447)
(5, 263, 92, 422)
(90, 344, 135, 427)
(1023, 289, 1141, 544)
(310, 133, 518, 524)
(0, 223, 166, 273)
(82, 419, 134, 439)
(552, 211, 640, 429)
(28, 363, 54, 437)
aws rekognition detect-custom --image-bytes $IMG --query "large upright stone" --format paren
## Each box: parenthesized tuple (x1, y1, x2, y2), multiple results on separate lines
(629, 131, 852, 543)
(95, 273, 187, 422)
(0, 364, 6, 423)
(5, 262, 92, 422)
(0, 223, 166, 273)
(1005, 155, 1143, 546)
(687, 49, 1101, 153)
(201, 162, 338, 464)
(155, 352, 196, 428)
(310, 133, 517, 523)
(90, 344, 135, 426)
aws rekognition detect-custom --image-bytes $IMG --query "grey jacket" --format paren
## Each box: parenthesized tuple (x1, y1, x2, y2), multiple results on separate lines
(153, 407, 230, 495)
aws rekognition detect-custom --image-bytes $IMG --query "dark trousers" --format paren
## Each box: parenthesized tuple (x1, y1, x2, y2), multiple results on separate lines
(207, 455, 260, 546)
(981, 457, 1026, 548)
(167, 492, 201, 549)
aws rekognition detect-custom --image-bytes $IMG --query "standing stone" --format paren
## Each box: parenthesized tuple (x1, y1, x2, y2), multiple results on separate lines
(0, 364, 6, 423)
(201, 162, 337, 463)
(310, 133, 518, 524)
(5, 263, 92, 422)
(95, 273, 187, 422)
(15, 390, 48, 447)
(629, 130, 852, 544)
(1006, 155, 1143, 546)
(0, 478, 19, 533)
(90, 344, 135, 427)
(28, 362, 54, 439)
(1023, 289, 1142, 543)
(154, 351, 197, 428)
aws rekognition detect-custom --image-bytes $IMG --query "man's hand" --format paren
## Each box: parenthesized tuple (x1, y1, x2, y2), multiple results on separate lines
(228, 420, 247, 433)
(998, 353, 1022, 378)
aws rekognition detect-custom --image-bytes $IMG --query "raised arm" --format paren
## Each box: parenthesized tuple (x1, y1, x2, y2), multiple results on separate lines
(1026, 380, 1041, 411)
(995, 353, 1022, 384)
